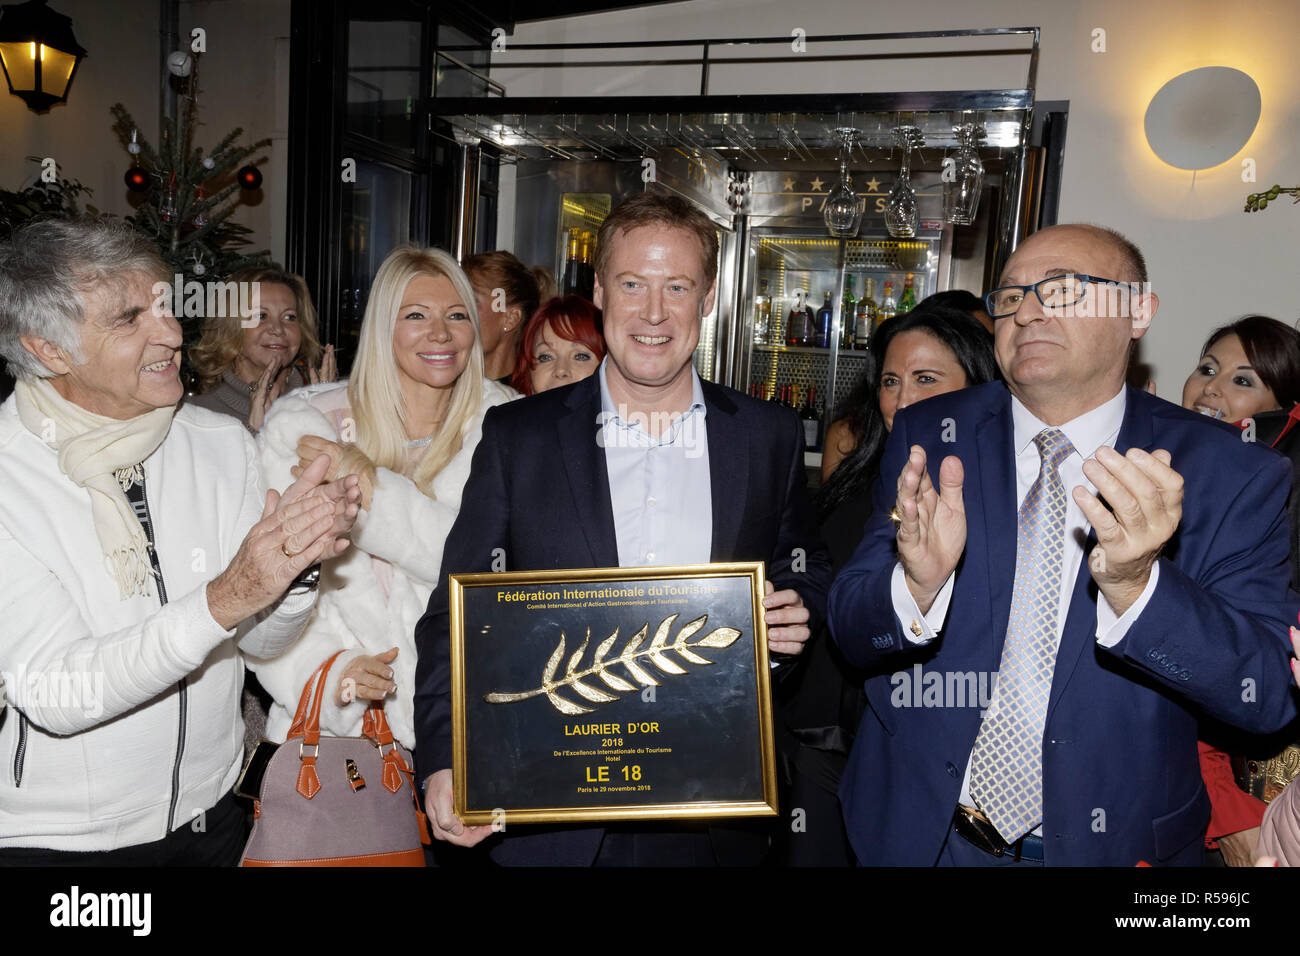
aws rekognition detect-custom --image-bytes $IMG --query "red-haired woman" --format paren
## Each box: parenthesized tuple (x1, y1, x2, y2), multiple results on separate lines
(510, 295, 605, 395)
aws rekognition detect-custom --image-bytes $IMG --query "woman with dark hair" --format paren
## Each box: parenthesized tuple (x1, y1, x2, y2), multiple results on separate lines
(773, 304, 997, 866)
(819, 305, 1000, 520)
(1182, 315, 1300, 425)
(918, 288, 993, 332)
(510, 295, 605, 396)
(463, 251, 555, 384)
(1180, 314, 1300, 867)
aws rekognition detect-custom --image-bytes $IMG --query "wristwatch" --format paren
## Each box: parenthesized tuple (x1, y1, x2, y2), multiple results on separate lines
(288, 563, 322, 593)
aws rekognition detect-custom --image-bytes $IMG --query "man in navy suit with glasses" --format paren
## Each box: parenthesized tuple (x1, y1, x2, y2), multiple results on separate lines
(830, 223, 1299, 866)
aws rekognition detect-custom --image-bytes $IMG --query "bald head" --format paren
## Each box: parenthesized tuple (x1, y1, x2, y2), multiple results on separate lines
(1002, 224, 1147, 287)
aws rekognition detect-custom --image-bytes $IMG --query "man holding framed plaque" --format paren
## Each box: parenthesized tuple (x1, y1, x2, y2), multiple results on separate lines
(413, 190, 831, 866)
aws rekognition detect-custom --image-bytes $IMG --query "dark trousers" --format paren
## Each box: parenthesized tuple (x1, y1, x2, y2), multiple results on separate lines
(594, 823, 718, 866)
(0, 793, 247, 867)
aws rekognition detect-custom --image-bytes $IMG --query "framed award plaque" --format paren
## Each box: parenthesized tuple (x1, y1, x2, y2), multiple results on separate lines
(449, 562, 779, 825)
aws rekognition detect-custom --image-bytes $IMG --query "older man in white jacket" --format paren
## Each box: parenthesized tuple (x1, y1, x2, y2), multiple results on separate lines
(0, 220, 360, 865)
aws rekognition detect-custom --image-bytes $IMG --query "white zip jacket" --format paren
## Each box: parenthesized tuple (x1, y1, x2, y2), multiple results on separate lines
(0, 397, 316, 851)
(251, 379, 515, 749)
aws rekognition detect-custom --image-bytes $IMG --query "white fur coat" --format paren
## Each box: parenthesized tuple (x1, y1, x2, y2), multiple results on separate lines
(251, 379, 515, 748)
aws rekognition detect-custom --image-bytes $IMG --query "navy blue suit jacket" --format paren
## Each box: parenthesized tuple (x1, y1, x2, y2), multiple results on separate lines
(828, 383, 1300, 866)
(413, 373, 831, 865)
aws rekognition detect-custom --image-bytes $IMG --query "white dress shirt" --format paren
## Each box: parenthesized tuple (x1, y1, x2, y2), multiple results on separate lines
(598, 360, 712, 567)
(888, 386, 1160, 833)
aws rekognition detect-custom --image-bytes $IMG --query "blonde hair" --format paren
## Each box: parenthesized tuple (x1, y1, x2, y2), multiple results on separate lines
(346, 246, 484, 497)
(189, 267, 323, 392)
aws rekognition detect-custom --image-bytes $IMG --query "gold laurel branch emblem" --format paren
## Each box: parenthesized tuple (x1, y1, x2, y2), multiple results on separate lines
(484, 613, 742, 715)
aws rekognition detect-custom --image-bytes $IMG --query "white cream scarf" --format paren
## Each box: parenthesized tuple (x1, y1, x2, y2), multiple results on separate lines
(14, 376, 175, 599)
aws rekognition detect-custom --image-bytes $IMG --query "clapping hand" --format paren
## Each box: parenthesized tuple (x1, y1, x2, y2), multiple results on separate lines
(1291, 624, 1300, 690)
(894, 445, 966, 614)
(205, 454, 361, 630)
(308, 345, 337, 385)
(1075, 446, 1183, 616)
(248, 358, 286, 433)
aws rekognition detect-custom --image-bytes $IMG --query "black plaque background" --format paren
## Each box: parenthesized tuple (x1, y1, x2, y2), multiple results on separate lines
(460, 573, 764, 814)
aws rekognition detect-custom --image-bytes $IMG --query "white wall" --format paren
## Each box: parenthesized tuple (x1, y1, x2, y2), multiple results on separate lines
(0, 0, 289, 261)
(494, 0, 1300, 396)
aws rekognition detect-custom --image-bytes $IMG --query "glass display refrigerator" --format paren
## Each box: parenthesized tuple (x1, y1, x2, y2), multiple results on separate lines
(430, 28, 1057, 474)
(744, 232, 939, 451)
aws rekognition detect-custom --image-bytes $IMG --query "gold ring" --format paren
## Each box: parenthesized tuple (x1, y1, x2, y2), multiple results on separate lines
(889, 506, 903, 528)
(282, 542, 294, 558)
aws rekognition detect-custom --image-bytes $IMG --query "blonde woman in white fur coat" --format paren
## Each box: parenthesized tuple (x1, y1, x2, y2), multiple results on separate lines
(252, 246, 515, 749)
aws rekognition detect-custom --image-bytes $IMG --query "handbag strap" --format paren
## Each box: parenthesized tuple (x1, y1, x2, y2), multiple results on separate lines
(286, 650, 347, 745)
(288, 654, 404, 747)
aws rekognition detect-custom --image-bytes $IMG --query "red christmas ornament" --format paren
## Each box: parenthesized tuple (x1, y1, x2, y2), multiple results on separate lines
(124, 167, 150, 192)
(237, 165, 263, 190)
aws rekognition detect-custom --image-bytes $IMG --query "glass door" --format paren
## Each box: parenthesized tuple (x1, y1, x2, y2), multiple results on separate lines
(745, 231, 940, 465)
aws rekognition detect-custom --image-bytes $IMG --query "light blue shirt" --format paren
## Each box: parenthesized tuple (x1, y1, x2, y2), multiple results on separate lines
(597, 360, 712, 567)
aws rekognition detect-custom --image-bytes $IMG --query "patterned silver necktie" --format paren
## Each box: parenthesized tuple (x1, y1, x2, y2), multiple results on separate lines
(968, 427, 1076, 843)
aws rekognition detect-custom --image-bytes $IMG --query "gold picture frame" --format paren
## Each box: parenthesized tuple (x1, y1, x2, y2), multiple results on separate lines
(450, 562, 778, 826)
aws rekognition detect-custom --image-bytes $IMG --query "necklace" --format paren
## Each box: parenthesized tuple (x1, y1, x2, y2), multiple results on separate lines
(406, 419, 443, 447)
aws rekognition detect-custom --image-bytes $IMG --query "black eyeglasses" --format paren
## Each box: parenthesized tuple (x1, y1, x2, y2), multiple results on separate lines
(984, 274, 1142, 319)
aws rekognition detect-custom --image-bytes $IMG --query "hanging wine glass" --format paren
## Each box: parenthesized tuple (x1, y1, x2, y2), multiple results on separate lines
(943, 121, 986, 226)
(823, 127, 863, 239)
(885, 125, 922, 239)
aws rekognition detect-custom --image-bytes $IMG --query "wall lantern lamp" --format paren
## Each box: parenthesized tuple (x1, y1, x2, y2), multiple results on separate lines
(1144, 66, 1260, 171)
(0, 0, 86, 112)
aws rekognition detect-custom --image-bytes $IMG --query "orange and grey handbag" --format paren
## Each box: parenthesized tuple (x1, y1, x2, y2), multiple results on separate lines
(240, 650, 431, 866)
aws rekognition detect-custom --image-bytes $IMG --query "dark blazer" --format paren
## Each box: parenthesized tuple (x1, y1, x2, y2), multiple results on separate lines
(828, 382, 1300, 866)
(413, 372, 832, 865)
(1255, 407, 1300, 590)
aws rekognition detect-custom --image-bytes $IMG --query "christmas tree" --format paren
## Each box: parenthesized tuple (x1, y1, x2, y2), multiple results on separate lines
(110, 50, 271, 358)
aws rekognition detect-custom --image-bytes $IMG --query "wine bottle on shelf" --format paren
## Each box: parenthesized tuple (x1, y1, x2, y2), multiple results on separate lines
(562, 230, 582, 296)
(754, 276, 772, 345)
(855, 277, 877, 350)
(876, 281, 897, 330)
(840, 276, 857, 350)
(898, 272, 917, 314)
(814, 291, 833, 348)
(800, 386, 820, 451)
(578, 231, 596, 300)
